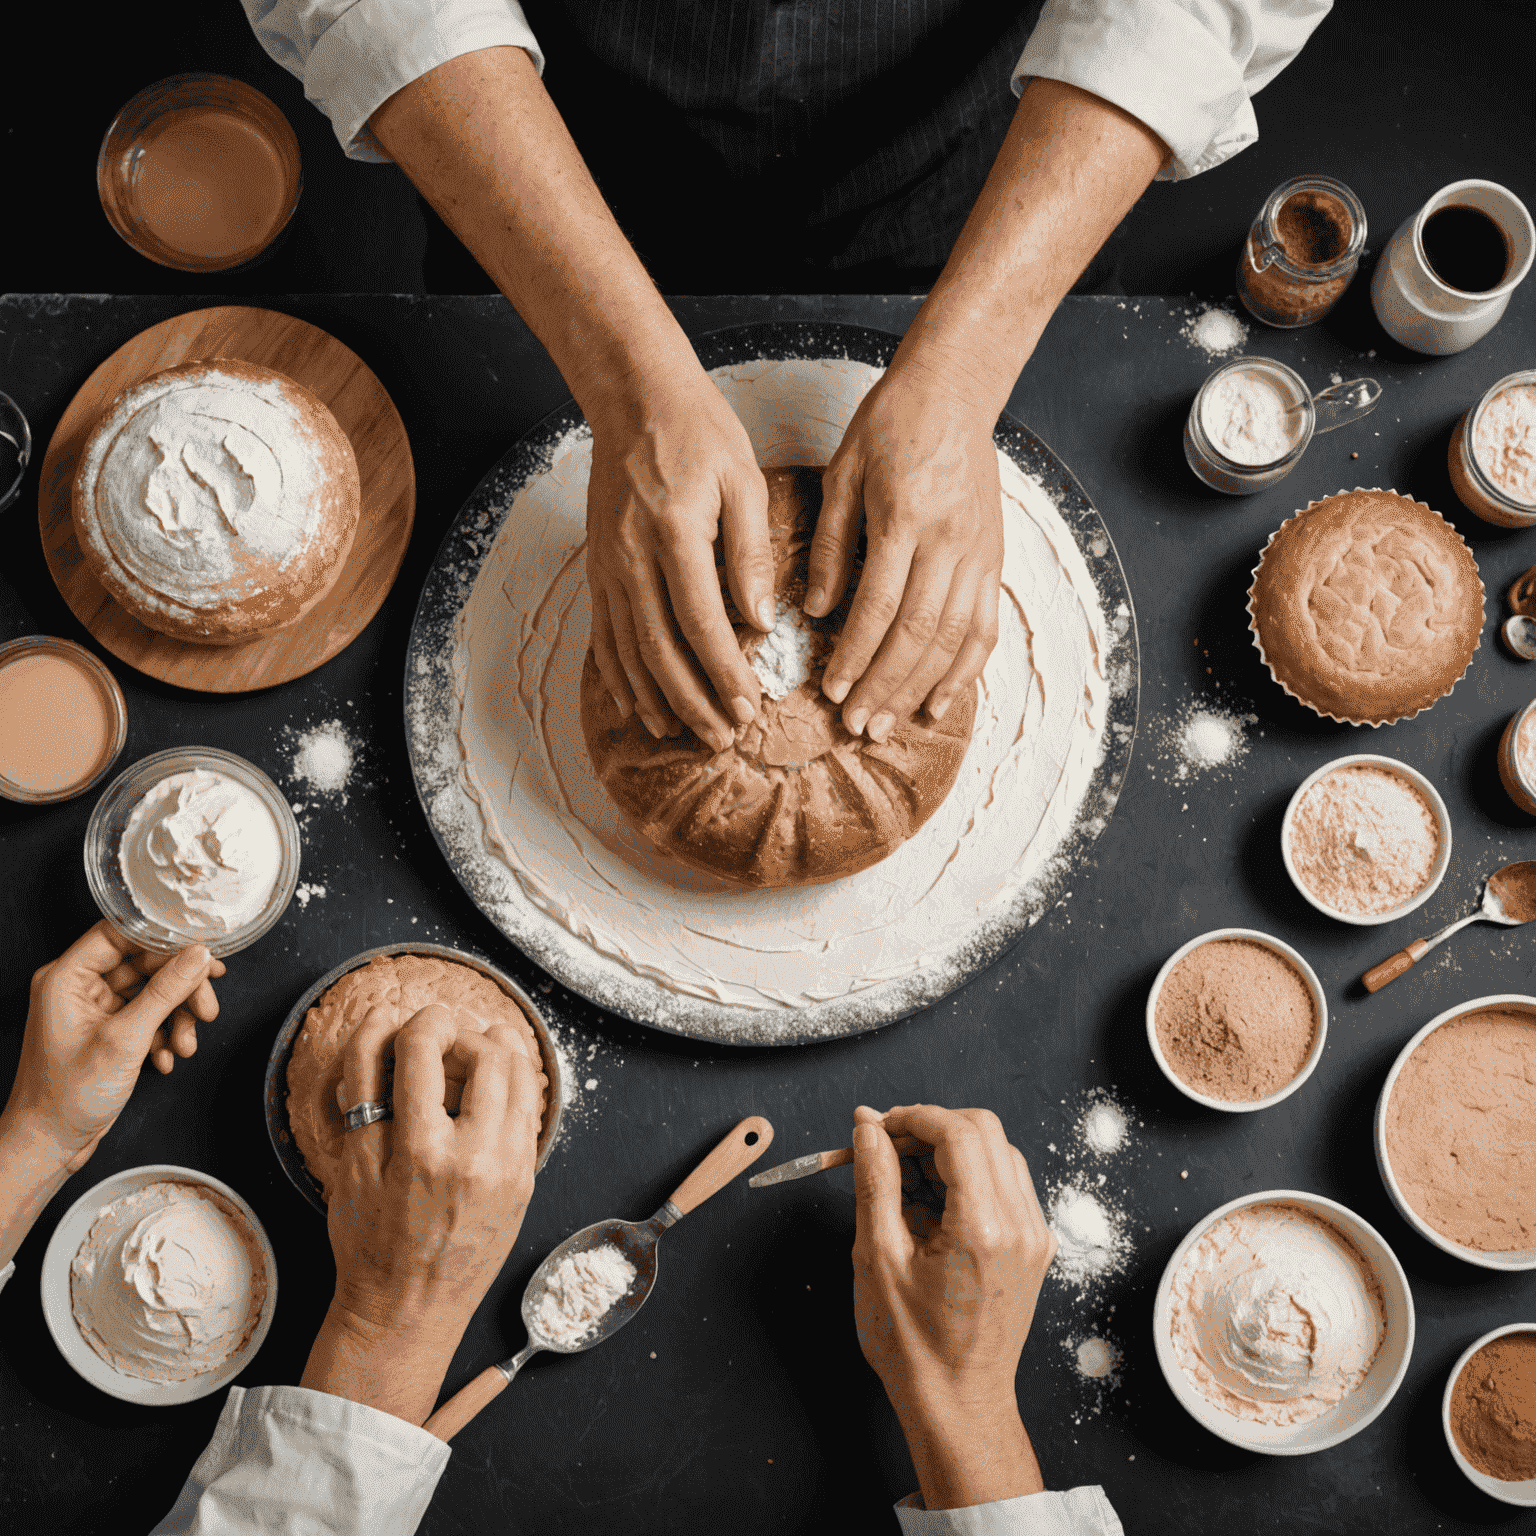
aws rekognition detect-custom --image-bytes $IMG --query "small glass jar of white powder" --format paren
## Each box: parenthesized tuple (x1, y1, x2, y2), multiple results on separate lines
(1184, 357, 1381, 495)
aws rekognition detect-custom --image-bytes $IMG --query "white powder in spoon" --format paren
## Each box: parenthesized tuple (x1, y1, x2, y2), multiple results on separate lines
(532, 1243, 636, 1346)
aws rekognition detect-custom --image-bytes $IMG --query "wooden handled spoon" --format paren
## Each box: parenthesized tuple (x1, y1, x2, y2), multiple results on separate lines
(1363, 861, 1536, 992)
(424, 1114, 773, 1441)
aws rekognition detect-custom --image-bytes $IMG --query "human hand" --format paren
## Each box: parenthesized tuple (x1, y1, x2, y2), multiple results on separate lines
(305, 1004, 545, 1423)
(585, 370, 776, 753)
(851, 1103, 1054, 1509)
(809, 366, 1004, 741)
(2, 921, 224, 1173)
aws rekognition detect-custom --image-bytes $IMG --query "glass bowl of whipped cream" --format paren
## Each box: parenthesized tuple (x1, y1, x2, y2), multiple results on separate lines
(85, 746, 300, 957)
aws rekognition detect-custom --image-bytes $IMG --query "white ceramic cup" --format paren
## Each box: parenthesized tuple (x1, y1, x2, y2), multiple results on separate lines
(1442, 1323, 1536, 1506)
(1371, 179, 1535, 355)
(1280, 754, 1452, 926)
(1146, 928, 1328, 1113)
(1374, 996, 1536, 1272)
(1152, 1189, 1415, 1455)
(41, 1164, 278, 1405)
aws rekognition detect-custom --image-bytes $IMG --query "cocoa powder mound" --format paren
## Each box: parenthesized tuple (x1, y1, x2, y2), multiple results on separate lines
(1450, 1332, 1536, 1481)
(1154, 939, 1318, 1102)
(1384, 1010, 1536, 1252)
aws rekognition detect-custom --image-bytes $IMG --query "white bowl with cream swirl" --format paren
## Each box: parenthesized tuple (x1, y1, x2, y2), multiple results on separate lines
(41, 1164, 277, 1405)
(1152, 1190, 1414, 1454)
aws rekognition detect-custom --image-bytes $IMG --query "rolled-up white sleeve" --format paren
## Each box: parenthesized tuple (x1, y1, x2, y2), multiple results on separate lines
(238, 0, 545, 163)
(895, 1486, 1125, 1535)
(0, 1259, 13, 1294)
(1012, 0, 1332, 180)
(150, 1384, 450, 1536)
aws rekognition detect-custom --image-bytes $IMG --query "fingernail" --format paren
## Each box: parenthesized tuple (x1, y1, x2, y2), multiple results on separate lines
(641, 713, 666, 739)
(756, 597, 776, 630)
(928, 694, 950, 721)
(610, 691, 633, 721)
(846, 707, 869, 736)
(730, 695, 756, 725)
(824, 674, 850, 705)
(710, 728, 733, 753)
(804, 587, 826, 616)
(867, 712, 894, 743)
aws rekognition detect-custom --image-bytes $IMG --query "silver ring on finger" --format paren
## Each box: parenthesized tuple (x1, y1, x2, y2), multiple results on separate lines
(342, 1100, 391, 1131)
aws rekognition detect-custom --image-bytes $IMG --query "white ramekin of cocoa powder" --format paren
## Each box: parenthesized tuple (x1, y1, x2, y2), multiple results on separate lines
(1442, 1323, 1536, 1505)
(1146, 928, 1327, 1113)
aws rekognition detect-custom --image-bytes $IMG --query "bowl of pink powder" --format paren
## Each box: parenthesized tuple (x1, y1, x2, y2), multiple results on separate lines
(1281, 755, 1451, 925)
(1375, 996, 1536, 1272)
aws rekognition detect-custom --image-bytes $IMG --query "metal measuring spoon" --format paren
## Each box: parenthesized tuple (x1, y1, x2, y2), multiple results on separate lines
(424, 1114, 772, 1440)
(1502, 615, 1536, 661)
(1363, 861, 1536, 992)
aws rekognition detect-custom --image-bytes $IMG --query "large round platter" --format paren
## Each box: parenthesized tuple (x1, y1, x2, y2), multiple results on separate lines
(404, 322, 1138, 1045)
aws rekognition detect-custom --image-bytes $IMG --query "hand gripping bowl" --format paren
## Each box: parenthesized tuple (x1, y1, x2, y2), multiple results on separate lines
(264, 943, 564, 1214)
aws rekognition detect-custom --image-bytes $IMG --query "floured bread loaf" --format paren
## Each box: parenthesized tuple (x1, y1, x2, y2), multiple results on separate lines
(581, 466, 977, 887)
(285, 954, 548, 1203)
(72, 358, 360, 645)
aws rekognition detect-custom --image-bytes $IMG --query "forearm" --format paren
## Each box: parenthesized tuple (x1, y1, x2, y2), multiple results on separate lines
(302, 1299, 466, 1427)
(894, 1390, 1045, 1511)
(892, 78, 1167, 418)
(369, 47, 698, 423)
(0, 1108, 76, 1269)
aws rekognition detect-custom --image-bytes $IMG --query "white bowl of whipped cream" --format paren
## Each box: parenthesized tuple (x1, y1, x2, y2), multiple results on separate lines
(85, 746, 300, 956)
(41, 1164, 277, 1405)
(1153, 1190, 1414, 1454)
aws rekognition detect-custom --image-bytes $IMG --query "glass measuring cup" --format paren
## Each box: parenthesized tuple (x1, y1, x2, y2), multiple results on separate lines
(1184, 356, 1381, 495)
(0, 392, 30, 513)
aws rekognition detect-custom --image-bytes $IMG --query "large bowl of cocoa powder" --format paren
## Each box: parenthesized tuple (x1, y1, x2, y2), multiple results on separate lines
(1375, 996, 1536, 1271)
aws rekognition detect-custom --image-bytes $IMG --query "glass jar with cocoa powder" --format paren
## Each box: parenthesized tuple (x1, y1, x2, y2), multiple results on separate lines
(1498, 697, 1536, 815)
(1449, 369, 1536, 527)
(1237, 175, 1367, 328)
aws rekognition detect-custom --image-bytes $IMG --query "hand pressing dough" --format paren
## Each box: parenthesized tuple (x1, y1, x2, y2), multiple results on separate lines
(285, 953, 548, 1202)
(581, 467, 977, 887)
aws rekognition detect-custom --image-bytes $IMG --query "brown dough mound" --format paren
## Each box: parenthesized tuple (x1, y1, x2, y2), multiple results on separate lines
(580, 466, 977, 887)
(285, 954, 548, 1203)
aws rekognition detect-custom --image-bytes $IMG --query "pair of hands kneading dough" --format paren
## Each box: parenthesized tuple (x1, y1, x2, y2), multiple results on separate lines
(584, 364, 1003, 752)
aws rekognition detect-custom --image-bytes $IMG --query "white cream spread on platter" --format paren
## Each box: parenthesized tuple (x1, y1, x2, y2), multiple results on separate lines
(1200, 365, 1303, 466)
(120, 767, 283, 935)
(70, 1180, 267, 1383)
(445, 359, 1108, 1020)
(81, 368, 323, 611)
(1168, 1202, 1386, 1426)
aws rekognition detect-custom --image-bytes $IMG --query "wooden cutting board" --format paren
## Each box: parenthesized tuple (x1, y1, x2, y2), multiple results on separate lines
(38, 305, 415, 692)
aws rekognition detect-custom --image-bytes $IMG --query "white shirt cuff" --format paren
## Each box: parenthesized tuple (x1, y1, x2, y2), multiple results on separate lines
(895, 1486, 1125, 1535)
(1012, 0, 1330, 181)
(0, 1259, 13, 1295)
(151, 1383, 450, 1536)
(302, 0, 543, 163)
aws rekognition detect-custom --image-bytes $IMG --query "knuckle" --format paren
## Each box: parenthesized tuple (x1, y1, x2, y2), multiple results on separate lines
(860, 587, 902, 630)
(934, 609, 970, 654)
(898, 603, 942, 646)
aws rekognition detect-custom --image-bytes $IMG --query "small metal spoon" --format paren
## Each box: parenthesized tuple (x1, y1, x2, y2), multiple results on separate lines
(1363, 861, 1536, 992)
(1503, 615, 1536, 661)
(423, 1114, 772, 1441)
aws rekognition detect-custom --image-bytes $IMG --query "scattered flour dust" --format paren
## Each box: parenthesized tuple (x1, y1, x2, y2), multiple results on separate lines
(1074, 1336, 1121, 1380)
(289, 718, 357, 800)
(1150, 697, 1259, 783)
(294, 882, 327, 908)
(1081, 1099, 1128, 1156)
(531, 1242, 636, 1346)
(1181, 305, 1249, 358)
(1048, 1185, 1131, 1291)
